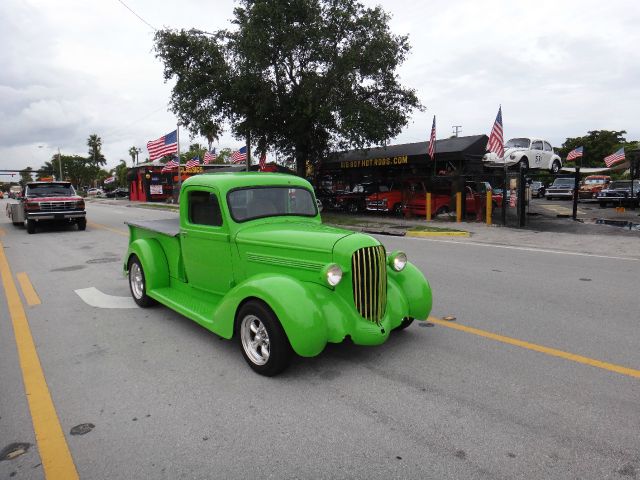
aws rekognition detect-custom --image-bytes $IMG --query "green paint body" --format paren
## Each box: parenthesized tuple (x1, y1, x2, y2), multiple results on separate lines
(125, 173, 432, 357)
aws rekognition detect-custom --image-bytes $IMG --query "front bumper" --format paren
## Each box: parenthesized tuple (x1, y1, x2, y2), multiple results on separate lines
(26, 210, 86, 221)
(546, 190, 573, 198)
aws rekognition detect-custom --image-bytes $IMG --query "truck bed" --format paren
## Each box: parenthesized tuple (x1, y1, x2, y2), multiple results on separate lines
(126, 218, 180, 237)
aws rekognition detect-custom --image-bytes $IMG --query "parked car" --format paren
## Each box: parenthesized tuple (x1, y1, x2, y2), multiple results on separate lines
(105, 187, 129, 198)
(335, 183, 389, 214)
(578, 175, 611, 200)
(402, 181, 501, 217)
(365, 180, 426, 215)
(314, 187, 341, 211)
(482, 137, 562, 173)
(545, 177, 575, 200)
(596, 180, 640, 208)
(529, 181, 545, 198)
(86, 188, 104, 197)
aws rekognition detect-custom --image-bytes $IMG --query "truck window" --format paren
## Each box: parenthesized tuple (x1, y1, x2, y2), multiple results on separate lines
(188, 191, 222, 227)
(228, 187, 317, 222)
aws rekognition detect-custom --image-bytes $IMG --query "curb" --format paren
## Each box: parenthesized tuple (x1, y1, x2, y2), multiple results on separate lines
(406, 230, 470, 238)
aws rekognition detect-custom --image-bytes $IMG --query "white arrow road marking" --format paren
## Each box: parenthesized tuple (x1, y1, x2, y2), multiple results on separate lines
(75, 287, 137, 309)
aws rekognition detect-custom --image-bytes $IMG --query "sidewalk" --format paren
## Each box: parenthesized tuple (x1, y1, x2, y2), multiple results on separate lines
(88, 198, 640, 259)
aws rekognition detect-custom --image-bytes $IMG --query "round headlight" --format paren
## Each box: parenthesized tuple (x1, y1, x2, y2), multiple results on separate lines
(388, 251, 407, 272)
(326, 264, 343, 287)
(510, 153, 516, 159)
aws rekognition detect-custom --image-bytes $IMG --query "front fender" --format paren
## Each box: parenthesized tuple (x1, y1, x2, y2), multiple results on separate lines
(388, 262, 432, 320)
(125, 238, 170, 291)
(213, 274, 328, 357)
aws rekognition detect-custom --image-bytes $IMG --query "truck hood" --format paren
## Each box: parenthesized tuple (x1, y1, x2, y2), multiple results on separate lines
(26, 196, 83, 202)
(235, 221, 354, 253)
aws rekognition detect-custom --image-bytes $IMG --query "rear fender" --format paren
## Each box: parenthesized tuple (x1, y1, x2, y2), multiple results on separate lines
(125, 238, 170, 291)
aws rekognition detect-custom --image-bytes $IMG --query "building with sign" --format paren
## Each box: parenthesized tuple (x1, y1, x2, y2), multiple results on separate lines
(318, 135, 489, 190)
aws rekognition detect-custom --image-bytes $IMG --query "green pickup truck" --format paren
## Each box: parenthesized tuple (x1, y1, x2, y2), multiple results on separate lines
(125, 173, 432, 375)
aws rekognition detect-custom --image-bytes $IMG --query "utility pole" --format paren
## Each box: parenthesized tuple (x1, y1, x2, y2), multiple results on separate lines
(452, 125, 462, 137)
(58, 147, 62, 181)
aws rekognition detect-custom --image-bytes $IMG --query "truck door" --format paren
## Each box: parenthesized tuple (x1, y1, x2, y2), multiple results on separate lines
(181, 187, 234, 295)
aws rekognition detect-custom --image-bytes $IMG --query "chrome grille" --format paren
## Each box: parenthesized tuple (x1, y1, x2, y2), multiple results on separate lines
(38, 201, 80, 212)
(351, 245, 387, 324)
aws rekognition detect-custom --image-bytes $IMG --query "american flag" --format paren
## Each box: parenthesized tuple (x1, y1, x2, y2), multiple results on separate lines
(185, 157, 200, 169)
(161, 159, 179, 173)
(259, 151, 267, 171)
(428, 115, 436, 161)
(203, 149, 216, 164)
(147, 130, 178, 161)
(566, 146, 583, 161)
(230, 146, 247, 164)
(486, 106, 504, 158)
(604, 147, 625, 167)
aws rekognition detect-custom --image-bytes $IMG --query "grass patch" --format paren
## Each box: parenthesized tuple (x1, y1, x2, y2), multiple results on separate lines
(321, 213, 371, 226)
(135, 203, 179, 211)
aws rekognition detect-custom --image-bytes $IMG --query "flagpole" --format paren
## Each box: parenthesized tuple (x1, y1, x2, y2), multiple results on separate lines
(176, 123, 181, 195)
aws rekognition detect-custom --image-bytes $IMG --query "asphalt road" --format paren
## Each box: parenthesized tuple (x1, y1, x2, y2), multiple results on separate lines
(1, 199, 639, 479)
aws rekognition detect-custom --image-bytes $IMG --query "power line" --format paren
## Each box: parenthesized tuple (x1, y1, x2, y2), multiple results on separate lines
(116, 0, 156, 31)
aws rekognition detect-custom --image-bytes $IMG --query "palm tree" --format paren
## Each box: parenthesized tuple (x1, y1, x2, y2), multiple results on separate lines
(201, 120, 221, 152)
(87, 134, 106, 168)
(128, 146, 141, 165)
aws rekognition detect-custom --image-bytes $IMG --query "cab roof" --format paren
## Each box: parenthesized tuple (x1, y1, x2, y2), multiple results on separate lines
(182, 172, 312, 195)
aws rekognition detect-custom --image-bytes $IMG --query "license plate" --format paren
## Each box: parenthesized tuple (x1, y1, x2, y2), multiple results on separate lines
(55, 214, 64, 220)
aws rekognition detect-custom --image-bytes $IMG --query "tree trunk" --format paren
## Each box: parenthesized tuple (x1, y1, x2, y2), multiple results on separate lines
(295, 150, 306, 178)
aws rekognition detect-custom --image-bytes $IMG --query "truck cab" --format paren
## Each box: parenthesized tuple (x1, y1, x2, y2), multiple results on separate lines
(124, 173, 432, 376)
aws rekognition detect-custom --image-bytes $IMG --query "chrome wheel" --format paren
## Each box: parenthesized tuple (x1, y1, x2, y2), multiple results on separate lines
(130, 262, 144, 300)
(240, 315, 271, 366)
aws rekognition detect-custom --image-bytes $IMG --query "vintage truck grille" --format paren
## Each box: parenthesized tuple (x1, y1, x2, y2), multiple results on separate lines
(351, 245, 387, 324)
(38, 201, 79, 212)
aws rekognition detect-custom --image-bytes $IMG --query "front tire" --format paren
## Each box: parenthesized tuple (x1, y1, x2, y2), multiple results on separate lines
(128, 256, 157, 308)
(551, 160, 561, 174)
(393, 317, 414, 331)
(26, 219, 36, 234)
(435, 206, 450, 216)
(238, 300, 292, 376)
(347, 202, 359, 214)
(519, 158, 529, 170)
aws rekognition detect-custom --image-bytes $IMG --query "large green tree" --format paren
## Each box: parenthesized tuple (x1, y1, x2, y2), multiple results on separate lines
(558, 130, 629, 168)
(114, 160, 129, 187)
(154, 0, 421, 176)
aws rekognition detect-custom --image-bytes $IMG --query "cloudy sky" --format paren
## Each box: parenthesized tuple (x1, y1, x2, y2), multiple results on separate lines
(1, 0, 639, 175)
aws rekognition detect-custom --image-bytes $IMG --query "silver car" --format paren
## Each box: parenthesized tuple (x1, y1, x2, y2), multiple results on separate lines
(545, 178, 574, 200)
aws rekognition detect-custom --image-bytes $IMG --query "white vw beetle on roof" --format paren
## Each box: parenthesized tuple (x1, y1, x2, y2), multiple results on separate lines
(483, 137, 562, 173)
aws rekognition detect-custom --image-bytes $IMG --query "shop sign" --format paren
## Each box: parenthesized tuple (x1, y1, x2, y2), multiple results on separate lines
(340, 155, 408, 169)
(184, 166, 204, 174)
(150, 185, 163, 195)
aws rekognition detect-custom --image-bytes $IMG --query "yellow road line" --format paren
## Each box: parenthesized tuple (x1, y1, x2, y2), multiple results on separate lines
(87, 221, 128, 236)
(0, 241, 79, 479)
(0, 228, 6, 236)
(429, 316, 640, 379)
(17, 272, 41, 306)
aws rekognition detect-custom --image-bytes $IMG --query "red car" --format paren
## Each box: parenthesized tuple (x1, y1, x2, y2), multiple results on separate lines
(365, 181, 426, 215)
(402, 182, 501, 217)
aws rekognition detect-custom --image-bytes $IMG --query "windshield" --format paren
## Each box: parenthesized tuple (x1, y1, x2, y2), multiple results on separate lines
(552, 179, 574, 187)
(26, 183, 75, 197)
(609, 181, 639, 189)
(228, 186, 317, 222)
(505, 138, 530, 148)
(584, 178, 607, 184)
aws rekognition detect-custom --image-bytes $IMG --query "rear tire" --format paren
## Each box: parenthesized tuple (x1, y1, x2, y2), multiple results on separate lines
(435, 206, 450, 216)
(26, 219, 36, 234)
(238, 300, 292, 376)
(128, 256, 157, 308)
